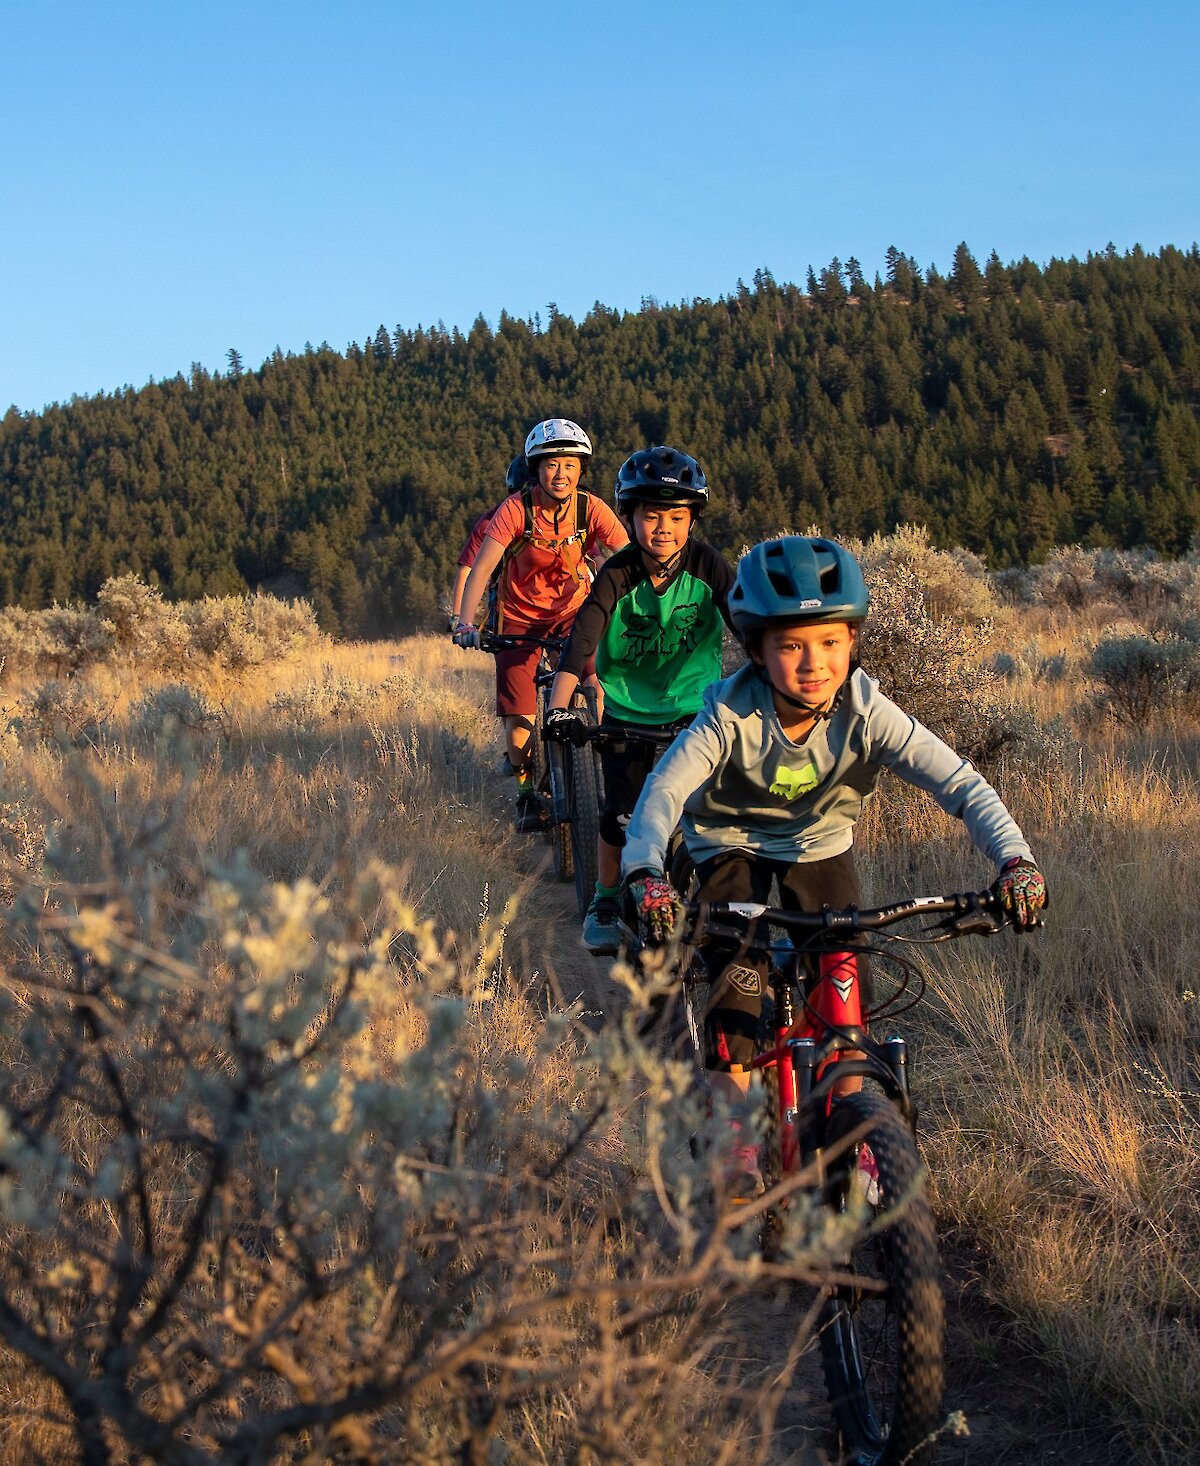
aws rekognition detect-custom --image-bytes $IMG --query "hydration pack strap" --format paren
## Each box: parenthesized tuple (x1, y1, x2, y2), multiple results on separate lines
(496, 489, 591, 631)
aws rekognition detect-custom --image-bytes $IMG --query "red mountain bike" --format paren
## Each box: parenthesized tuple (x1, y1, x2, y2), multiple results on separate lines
(673, 887, 1012, 1466)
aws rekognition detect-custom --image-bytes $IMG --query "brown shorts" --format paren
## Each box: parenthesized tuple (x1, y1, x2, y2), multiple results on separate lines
(493, 634, 594, 719)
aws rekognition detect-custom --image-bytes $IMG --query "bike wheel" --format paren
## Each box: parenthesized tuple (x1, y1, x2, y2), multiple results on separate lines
(817, 1091, 943, 1465)
(546, 739, 574, 882)
(529, 685, 547, 790)
(569, 741, 602, 916)
(534, 685, 573, 879)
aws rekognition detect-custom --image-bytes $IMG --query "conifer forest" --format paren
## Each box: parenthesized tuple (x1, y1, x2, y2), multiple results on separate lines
(2, 243, 1199, 633)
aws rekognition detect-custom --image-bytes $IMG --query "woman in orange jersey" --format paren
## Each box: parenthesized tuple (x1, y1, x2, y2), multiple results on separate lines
(454, 418, 628, 831)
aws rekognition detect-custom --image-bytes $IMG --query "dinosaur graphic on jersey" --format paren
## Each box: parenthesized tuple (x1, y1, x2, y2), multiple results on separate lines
(671, 601, 702, 655)
(621, 609, 663, 661)
(620, 599, 704, 662)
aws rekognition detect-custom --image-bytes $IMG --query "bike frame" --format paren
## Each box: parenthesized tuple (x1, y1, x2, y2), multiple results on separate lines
(691, 892, 1004, 1176)
(544, 717, 676, 825)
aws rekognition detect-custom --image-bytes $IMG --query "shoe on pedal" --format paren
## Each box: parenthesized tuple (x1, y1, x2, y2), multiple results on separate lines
(514, 791, 547, 833)
(854, 1143, 881, 1207)
(721, 1140, 765, 1206)
(581, 894, 622, 955)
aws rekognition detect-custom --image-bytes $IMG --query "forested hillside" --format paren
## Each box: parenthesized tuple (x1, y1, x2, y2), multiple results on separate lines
(3, 243, 1199, 634)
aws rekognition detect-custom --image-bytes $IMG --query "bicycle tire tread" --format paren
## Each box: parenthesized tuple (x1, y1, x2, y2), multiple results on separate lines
(570, 742, 602, 916)
(818, 1091, 943, 1465)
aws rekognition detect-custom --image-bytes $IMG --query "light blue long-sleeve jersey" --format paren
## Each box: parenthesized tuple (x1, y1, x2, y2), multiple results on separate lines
(621, 663, 1033, 877)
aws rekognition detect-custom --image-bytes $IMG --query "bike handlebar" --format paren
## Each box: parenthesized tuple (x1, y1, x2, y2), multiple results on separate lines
(688, 889, 1007, 945)
(478, 631, 566, 654)
(575, 722, 680, 748)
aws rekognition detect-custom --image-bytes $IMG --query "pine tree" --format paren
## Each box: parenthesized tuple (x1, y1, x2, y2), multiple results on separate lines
(950, 243, 984, 304)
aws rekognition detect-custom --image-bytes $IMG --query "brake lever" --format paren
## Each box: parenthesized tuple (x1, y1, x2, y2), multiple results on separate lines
(685, 904, 765, 951)
(942, 909, 1006, 937)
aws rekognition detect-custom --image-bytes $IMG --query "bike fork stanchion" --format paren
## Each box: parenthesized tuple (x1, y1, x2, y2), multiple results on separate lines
(881, 1033, 909, 1102)
(790, 1036, 817, 1107)
(772, 976, 802, 1175)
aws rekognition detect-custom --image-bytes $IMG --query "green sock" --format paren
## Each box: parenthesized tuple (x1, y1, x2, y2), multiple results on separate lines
(515, 768, 533, 793)
(594, 882, 621, 899)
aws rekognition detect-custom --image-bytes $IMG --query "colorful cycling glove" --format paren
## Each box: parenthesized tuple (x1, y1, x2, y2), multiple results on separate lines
(452, 622, 481, 650)
(627, 870, 682, 944)
(994, 857, 1048, 930)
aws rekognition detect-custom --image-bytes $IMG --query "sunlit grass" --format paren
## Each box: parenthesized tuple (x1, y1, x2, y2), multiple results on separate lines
(2, 610, 1199, 1461)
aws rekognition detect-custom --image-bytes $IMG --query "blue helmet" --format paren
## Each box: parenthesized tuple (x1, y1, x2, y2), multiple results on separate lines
(728, 537, 869, 638)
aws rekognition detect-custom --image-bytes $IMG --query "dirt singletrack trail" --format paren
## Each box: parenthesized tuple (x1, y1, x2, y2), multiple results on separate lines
(497, 816, 1123, 1466)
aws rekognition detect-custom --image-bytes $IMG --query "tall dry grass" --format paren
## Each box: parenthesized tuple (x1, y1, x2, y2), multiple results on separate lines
(1, 564, 1198, 1462)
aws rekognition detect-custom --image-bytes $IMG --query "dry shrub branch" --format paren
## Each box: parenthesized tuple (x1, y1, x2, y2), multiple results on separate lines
(0, 789, 845, 1465)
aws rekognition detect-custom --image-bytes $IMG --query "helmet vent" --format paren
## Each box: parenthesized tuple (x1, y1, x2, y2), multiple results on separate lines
(819, 565, 840, 592)
(767, 570, 795, 597)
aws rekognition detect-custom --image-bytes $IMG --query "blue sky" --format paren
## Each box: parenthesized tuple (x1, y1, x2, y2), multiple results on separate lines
(3, 0, 1197, 414)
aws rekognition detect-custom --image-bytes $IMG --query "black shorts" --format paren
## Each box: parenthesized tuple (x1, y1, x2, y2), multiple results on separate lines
(695, 847, 873, 1070)
(596, 716, 686, 846)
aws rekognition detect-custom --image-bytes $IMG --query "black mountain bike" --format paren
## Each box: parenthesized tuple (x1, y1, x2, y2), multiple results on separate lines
(544, 718, 680, 918)
(478, 631, 579, 880)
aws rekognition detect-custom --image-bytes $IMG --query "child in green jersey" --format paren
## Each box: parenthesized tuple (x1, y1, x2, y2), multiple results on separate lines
(544, 446, 735, 954)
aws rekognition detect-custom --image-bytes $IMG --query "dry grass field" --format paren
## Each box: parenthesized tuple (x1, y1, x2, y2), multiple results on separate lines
(0, 552, 1198, 1463)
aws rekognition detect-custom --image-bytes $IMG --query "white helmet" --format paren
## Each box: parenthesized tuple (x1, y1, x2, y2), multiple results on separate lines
(524, 417, 593, 460)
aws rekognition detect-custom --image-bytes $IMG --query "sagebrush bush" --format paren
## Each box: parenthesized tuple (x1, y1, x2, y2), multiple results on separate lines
(0, 798, 44, 904)
(855, 523, 1001, 626)
(0, 604, 115, 679)
(270, 674, 384, 725)
(127, 683, 229, 744)
(0, 728, 46, 904)
(0, 791, 846, 1464)
(0, 577, 323, 683)
(96, 573, 184, 661)
(1023, 545, 1200, 616)
(847, 530, 1022, 764)
(1085, 631, 1200, 727)
(7, 679, 113, 747)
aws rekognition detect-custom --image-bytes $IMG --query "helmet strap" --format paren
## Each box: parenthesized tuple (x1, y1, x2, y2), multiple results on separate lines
(534, 482, 573, 528)
(642, 542, 687, 580)
(756, 664, 845, 722)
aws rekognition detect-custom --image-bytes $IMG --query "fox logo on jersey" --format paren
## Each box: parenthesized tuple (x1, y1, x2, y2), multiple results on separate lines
(770, 763, 819, 801)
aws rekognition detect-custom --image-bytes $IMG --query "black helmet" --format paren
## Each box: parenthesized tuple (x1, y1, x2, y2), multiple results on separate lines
(615, 446, 709, 514)
(505, 453, 531, 493)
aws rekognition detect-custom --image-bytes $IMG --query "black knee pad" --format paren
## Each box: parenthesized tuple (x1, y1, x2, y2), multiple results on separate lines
(599, 811, 626, 846)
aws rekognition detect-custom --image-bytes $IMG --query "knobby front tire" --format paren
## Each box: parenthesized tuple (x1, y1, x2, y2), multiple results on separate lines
(569, 742, 602, 916)
(537, 695, 574, 882)
(545, 740, 574, 882)
(818, 1091, 944, 1466)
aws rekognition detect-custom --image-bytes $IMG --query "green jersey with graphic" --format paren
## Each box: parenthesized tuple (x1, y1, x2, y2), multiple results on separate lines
(557, 541, 734, 724)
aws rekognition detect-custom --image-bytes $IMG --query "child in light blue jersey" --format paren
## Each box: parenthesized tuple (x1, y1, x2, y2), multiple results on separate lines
(622, 536, 1048, 1193)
